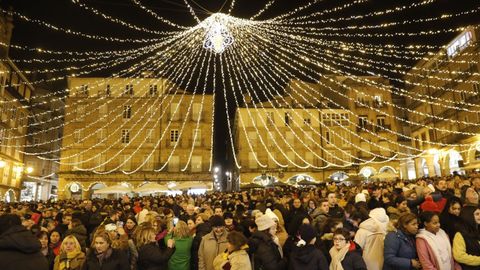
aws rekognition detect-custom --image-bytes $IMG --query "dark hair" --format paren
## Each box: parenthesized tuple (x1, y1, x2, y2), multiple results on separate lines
(418, 211, 438, 229)
(332, 228, 352, 241)
(397, 213, 417, 231)
(36, 231, 49, 241)
(322, 218, 343, 234)
(394, 196, 407, 207)
(441, 197, 462, 215)
(227, 231, 248, 251)
(458, 205, 480, 239)
(0, 214, 21, 234)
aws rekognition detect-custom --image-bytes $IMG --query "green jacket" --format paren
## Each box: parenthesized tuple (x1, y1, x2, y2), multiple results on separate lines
(165, 234, 193, 270)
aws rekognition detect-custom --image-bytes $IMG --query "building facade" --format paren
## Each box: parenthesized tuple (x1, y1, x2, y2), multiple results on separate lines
(404, 26, 480, 178)
(234, 76, 400, 187)
(57, 77, 213, 199)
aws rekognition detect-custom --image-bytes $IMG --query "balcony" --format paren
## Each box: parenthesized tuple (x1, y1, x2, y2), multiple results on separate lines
(356, 124, 375, 132)
(376, 124, 391, 132)
(354, 100, 371, 109)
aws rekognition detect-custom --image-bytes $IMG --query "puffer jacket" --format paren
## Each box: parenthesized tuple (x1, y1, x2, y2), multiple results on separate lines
(288, 244, 328, 270)
(383, 230, 417, 270)
(0, 225, 49, 270)
(353, 208, 389, 270)
(248, 231, 286, 270)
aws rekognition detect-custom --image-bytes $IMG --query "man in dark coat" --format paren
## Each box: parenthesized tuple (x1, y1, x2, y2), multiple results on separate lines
(0, 214, 49, 270)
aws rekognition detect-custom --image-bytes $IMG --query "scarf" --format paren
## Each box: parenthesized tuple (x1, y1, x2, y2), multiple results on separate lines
(59, 251, 82, 270)
(96, 248, 113, 267)
(329, 242, 351, 270)
(417, 229, 452, 270)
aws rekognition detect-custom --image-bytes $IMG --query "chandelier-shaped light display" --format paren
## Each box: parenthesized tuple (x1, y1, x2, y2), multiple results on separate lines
(202, 13, 235, 54)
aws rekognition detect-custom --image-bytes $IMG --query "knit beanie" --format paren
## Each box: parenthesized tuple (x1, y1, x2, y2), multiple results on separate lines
(355, 193, 367, 203)
(255, 214, 276, 231)
(265, 208, 279, 222)
(420, 196, 440, 213)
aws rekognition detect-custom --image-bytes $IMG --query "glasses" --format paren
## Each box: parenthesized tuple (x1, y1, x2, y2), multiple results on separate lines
(333, 237, 346, 242)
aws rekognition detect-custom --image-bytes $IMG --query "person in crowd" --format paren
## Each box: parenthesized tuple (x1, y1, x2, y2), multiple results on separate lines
(329, 228, 367, 270)
(288, 224, 328, 270)
(82, 231, 129, 270)
(439, 197, 462, 241)
(198, 216, 228, 270)
(416, 211, 456, 270)
(37, 231, 56, 270)
(311, 198, 330, 234)
(56, 213, 72, 237)
(53, 235, 85, 270)
(452, 205, 480, 270)
(368, 186, 385, 210)
(0, 214, 49, 270)
(124, 215, 137, 239)
(354, 208, 389, 270)
(136, 223, 175, 270)
(223, 212, 237, 232)
(384, 213, 421, 270)
(50, 230, 63, 256)
(65, 218, 88, 251)
(461, 186, 479, 206)
(317, 218, 343, 263)
(165, 220, 193, 270)
(187, 217, 197, 235)
(265, 208, 288, 247)
(327, 192, 345, 219)
(387, 196, 411, 220)
(286, 198, 308, 236)
(307, 199, 317, 215)
(212, 231, 251, 270)
(249, 214, 286, 270)
(191, 217, 212, 270)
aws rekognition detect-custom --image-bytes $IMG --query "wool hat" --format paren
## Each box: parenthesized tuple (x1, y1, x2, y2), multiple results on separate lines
(265, 208, 279, 222)
(255, 214, 276, 231)
(420, 196, 440, 213)
(210, 215, 226, 227)
(355, 193, 367, 203)
(298, 224, 316, 244)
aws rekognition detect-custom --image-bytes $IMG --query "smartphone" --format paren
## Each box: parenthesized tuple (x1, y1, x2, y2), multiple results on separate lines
(173, 217, 179, 226)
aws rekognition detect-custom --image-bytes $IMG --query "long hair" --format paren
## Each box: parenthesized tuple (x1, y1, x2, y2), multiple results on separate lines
(134, 224, 156, 248)
(60, 235, 82, 253)
(174, 220, 191, 238)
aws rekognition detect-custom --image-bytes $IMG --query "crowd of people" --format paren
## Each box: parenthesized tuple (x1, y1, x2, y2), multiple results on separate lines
(0, 174, 479, 270)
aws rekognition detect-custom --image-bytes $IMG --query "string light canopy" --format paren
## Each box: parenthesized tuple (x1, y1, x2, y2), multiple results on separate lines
(1, 0, 478, 179)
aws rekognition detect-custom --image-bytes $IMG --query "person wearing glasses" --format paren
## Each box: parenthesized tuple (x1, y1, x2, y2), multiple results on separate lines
(329, 228, 367, 270)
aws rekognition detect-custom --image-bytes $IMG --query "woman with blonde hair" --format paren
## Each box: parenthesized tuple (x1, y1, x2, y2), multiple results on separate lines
(165, 220, 193, 270)
(135, 223, 175, 270)
(53, 235, 85, 270)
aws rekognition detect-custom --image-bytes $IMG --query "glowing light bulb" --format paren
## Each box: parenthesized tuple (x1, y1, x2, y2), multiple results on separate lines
(203, 14, 234, 54)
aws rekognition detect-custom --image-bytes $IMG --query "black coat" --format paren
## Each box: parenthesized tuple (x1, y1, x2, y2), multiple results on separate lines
(288, 244, 328, 270)
(248, 231, 287, 270)
(137, 242, 175, 270)
(191, 222, 211, 270)
(340, 247, 368, 270)
(0, 225, 49, 270)
(82, 248, 129, 270)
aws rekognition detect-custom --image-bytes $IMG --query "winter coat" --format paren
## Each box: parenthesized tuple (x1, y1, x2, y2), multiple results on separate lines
(331, 242, 368, 270)
(439, 212, 461, 242)
(0, 225, 49, 270)
(286, 207, 308, 236)
(288, 244, 328, 270)
(65, 224, 88, 251)
(82, 248, 129, 270)
(164, 235, 193, 270)
(353, 209, 389, 270)
(44, 247, 56, 270)
(248, 231, 286, 270)
(310, 208, 329, 234)
(198, 230, 228, 270)
(212, 249, 252, 270)
(416, 229, 456, 270)
(452, 232, 480, 270)
(191, 222, 212, 270)
(53, 251, 86, 270)
(137, 242, 175, 270)
(383, 230, 418, 270)
(328, 204, 345, 219)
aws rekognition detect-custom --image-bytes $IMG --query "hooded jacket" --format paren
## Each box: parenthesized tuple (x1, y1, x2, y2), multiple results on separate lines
(248, 231, 287, 270)
(0, 225, 49, 270)
(354, 208, 389, 270)
(288, 244, 328, 270)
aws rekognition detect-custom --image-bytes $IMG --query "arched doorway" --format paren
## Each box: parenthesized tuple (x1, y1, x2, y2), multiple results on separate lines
(4, 189, 16, 202)
(329, 171, 348, 182)
(287, 174, 316, 185)
(253, 174, 277, 186)
(359, 166, 376, 178)
(445, 150, 464, 175)
(379, 166, 397, 174)
(89, 182, 107, 199)
(419, 158, 429, 177)
(64, 182, 83, 199)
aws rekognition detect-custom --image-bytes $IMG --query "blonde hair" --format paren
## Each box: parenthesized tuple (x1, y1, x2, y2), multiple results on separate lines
(134, 224, 156, 248)
(144, 211, 159, 225)
(60, 235, 82, 253)
(174, 221, 191, 238)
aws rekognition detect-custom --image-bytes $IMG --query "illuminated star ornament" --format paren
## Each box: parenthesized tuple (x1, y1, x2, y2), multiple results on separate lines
(202, 13, 235, 54)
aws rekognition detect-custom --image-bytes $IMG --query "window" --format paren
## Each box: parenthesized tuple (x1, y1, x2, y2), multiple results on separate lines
(192, 103, 201, 121)
(149, 85, 158, 96)
(284, 112, 291, 126)
(447, 30, 473, 58)
(248, 152, 257, 169)
(460, 91, 468, 101)
(376, 116, 386, 127)
(325, 131, 332, 145)
(97, 129, 105, 143)
(373, 95, 383, 107)
(146, 129, 154, 144)
(191, 156, 202, 172)
(121, 129, 130, 144)
(78, 85, 89, 96)
(106, 84, 111, 96)
(77, 105, 85, 121)
(170, 103, 179, 120)
(266, 112, 274, 126)
(170, 129, 179, 143)
(124, 84, 134, 96)
(303, 117, 311, 125)
(0, 128, 5, 144)
(99, 104, 107, 117)
(473, 83, 480, 95)
(359, 116, 368, 128)
(74, 130, 82, 143)
(193, 129, 201, 146)
(123, 105, 132, 119)
(11, 107, 17, 119)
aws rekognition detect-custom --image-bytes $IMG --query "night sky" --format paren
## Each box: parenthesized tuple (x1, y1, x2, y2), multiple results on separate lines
(2, 0, 479, 176)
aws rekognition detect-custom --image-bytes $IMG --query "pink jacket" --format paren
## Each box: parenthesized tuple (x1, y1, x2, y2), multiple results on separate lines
(416, 237, 459, 270)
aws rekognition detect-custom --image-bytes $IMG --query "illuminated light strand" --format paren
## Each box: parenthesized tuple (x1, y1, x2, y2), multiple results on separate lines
(71, 0, 183, 35)
(3, 9, 162, 43)
(232, 34, 390, 165)
(268, 0, 324, 22)
(183, 0, 202, 24)
(30, 35, 198, 158)
(227, 0, 236, 14)
(236, 32, 405, 163)
(130, 0, 189, 29)
(250, 0, 276, 20)
(208, 62, 216, 171)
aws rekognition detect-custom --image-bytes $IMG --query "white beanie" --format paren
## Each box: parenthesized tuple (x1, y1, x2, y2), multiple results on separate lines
(355, 193, 366, 203)
(255, 214, 276, 231)
(265, 208, 279, 222)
